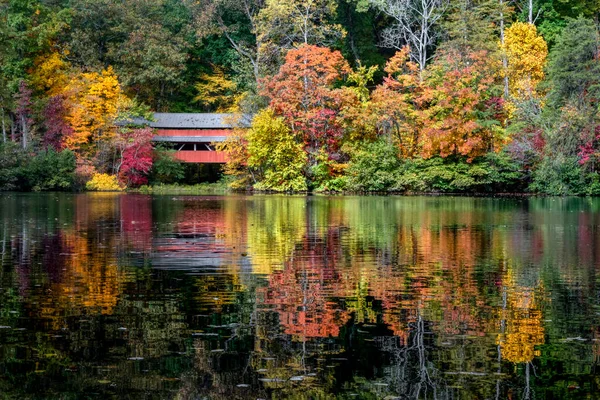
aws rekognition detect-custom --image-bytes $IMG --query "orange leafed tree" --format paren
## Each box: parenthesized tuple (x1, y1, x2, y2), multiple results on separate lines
(370, 46, 424, 158)
(420, 50, 507, 160)
(372, 46, 507, 161)
(262, 45, 351, 168)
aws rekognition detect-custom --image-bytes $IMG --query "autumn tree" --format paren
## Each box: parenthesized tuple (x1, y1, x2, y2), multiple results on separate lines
(420, 50, 506, 159)
(246, 109, 307, 191)
(62, 67, 122, 157)
(217, 128, 252, 189)
(42, 95, 72, 151)
(263, 45, 351, 177)
(194, 65, 239, 112)
(340, 63, 379, 143)
(113, 127, 154, 187)
(372, 46, 506, 160)
(370, 46, 424, 158)
(501, 22, 548, 102)
(30, 51, 70, 96)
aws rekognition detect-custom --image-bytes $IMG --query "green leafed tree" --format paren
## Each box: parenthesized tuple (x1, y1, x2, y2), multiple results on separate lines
(546, 17, 600, 109)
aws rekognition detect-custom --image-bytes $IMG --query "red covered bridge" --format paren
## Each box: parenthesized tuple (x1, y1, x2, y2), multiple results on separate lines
(148, 113, 248, 163)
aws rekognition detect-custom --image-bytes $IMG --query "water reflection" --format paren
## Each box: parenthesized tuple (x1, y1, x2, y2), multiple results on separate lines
(1, 194, 600, 398)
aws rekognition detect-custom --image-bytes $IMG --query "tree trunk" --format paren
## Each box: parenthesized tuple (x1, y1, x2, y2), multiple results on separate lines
(1, 110, 6, 144)
(345, 5, 361, 63)
(528, 0, 533, 23)
(20, 114, 27, 149)
(500, 0, 509, 98)
(10, 115, 16, 142)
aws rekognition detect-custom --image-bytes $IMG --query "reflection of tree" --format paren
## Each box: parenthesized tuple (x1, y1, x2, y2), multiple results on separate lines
(246, 197, 307, 275)
(120, 194, 153, 254)
(6, 194, 600, 398)
(497, 268, 545, 365)
(376, 310, 447, 398)
(259, 258, 349, 340)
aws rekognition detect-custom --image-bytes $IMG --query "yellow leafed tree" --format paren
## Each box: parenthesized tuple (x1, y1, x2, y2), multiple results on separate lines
(194, 65, 239, 111)
(502, 22, 548, 101)
(63, 67, 122, 154)
(30, 51, 70, 96)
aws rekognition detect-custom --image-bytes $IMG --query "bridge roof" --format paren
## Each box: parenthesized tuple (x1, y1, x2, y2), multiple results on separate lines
(117, 113, 251, 129)
(153, 136, 227, 143)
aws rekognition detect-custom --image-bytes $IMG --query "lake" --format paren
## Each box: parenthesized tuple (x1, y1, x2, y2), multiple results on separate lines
(0, 193, 599, 399)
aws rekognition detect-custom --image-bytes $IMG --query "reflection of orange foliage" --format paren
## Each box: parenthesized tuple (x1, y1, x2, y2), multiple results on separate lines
(36, 196, 128, 328)
(63, 233, 122, 313)
(259, 258, 349, 340)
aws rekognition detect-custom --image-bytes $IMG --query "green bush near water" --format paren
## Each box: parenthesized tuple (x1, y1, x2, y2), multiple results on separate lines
(0, 143, 76, 191)
(345, 139, 528, 193)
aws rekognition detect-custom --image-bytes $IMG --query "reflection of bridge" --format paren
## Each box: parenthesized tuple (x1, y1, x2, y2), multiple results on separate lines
(150, 113, 248, 163)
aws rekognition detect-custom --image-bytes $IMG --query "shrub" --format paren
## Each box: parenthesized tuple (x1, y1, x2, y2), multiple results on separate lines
(0, 143, 26, 191)
(396, 153, 525, 193)
(346, 139, 525, 193)
(346, 139, 401, 192)
(85, 173, 124, 191)
(529, 155, 591, 195)
(396, 154, 525, 193)
(20, 149, 76, 191)
(150, 148, 185, 184)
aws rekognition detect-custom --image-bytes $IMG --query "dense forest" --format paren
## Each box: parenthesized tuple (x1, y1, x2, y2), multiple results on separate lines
(0, 0, 599, 194)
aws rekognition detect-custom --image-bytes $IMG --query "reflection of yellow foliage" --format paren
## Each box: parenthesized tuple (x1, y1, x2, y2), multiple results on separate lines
(193, 275, 241, 312)
(246, 197, 307, 275)
(39, 232, 126, 329)
(497, 303, 544, 363)
(64, 234, 122, 314)
(497, 268, 545, 364)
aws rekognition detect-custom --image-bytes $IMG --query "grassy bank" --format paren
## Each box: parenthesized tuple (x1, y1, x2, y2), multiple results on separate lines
(132, 182, 229, 195)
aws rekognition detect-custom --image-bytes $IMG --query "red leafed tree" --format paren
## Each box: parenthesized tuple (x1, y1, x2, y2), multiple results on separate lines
(42, 95, 73, 150)
(578, 125, 600, 168)
(262, 44, 351, 167)
(115, 127, 154, 187)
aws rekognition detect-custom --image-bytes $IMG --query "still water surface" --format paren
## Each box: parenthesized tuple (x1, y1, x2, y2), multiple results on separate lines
(1, 193, 599, 399)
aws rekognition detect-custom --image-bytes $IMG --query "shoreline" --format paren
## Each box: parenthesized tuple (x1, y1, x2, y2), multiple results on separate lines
(1, 187, 587, 198)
